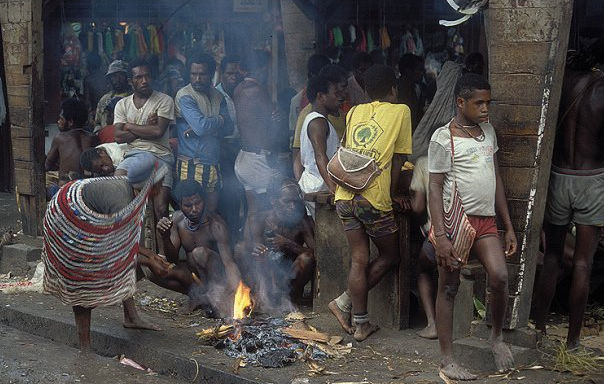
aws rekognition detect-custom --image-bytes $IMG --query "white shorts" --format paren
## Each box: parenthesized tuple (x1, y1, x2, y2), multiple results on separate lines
(234, 150, 279, 194)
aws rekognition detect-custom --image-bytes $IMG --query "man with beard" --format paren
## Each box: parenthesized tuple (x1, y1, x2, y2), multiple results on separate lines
(157, 179, 241, 314)
(94, 60, 131, 133)
(114, 58, 175, 229)
(251, 178, 315, 304)
(175, 53, 233, 213)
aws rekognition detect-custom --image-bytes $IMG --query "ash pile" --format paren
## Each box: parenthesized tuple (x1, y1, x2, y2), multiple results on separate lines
(197, 314, 351, 369)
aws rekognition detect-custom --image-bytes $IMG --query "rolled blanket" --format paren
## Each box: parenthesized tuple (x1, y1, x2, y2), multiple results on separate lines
(42, 175, 153, 308)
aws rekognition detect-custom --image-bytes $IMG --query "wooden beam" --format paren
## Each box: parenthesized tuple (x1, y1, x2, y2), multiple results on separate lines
(290, 0, 317, 20)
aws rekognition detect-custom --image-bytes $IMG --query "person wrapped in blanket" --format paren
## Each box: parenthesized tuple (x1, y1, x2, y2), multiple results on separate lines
(42, 162, 193, 351)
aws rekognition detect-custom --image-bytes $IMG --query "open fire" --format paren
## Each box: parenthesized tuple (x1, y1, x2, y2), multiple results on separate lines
(233, 280, 254, 320)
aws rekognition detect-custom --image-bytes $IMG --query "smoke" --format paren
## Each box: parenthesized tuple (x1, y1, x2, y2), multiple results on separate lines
(186, 248, 296, 319)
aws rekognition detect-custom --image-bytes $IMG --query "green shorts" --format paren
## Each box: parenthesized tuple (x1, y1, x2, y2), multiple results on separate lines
(335, 195, 398, 238)
(545, 166, 604, 226)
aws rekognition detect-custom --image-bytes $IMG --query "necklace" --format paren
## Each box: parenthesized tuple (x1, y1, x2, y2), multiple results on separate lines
(185, 217, 200, 231)
(454, 120, 485, 142)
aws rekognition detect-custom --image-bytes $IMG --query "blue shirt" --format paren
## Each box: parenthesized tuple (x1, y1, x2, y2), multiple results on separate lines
(176, 95, 233, 164)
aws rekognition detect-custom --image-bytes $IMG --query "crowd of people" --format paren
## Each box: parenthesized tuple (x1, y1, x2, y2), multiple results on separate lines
(41, 39, 604, 381)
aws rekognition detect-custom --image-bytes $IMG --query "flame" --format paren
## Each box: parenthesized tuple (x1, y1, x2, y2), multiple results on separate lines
(233, 280, 253, 320)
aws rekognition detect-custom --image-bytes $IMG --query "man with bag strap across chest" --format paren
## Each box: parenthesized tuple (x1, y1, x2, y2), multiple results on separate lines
(328, 65, 411, 342)
(428, 74, 517, 380)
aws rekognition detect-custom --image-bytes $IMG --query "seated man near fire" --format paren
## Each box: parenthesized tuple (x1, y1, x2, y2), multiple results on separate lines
(247, 178, 315, 307)
(157, 179, 241, 315)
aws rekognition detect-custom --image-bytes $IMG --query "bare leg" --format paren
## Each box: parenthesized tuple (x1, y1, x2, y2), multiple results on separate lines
(436, 265, 477, 380)
(73, 306, 92, 351)
(417, 247, 437, 339)
(533, 223, 568, 335)
(474, 235, 513, 372)
(122, 297, 161, 331)
(205, 191, 220, 214)
(566, 224, 599, 350)
(290, 252, 315, 301)
(153, 186, 170, 254)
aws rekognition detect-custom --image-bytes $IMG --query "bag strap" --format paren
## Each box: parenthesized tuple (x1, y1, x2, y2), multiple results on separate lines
(340, 105, 358, 147)
(447, 120, 459, 190)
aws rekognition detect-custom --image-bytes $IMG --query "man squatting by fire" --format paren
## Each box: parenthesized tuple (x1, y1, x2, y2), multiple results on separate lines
(157, 179, 242, 315)
(249, 178, 316, 307)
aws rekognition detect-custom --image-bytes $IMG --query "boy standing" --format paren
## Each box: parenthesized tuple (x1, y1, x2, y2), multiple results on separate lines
(428, 74, 517, 380)
(298, 68, 347, 214)
(329, 65, 411, 341)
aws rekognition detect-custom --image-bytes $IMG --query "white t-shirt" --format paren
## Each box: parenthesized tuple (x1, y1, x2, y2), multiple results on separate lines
(299, 111, 339, 193)
(113, 91, 175, 157)
(428, 121, 498, 216)
(409, 156, 431, 233)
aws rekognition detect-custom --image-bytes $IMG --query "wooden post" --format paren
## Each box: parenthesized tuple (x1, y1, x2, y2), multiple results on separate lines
(280, 0, 316, 90)
(485, 0, 574, 328)
(0, 0, 45, 235)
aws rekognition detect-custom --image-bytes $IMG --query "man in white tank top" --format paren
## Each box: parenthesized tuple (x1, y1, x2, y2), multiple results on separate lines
(299, 70, 347, 216)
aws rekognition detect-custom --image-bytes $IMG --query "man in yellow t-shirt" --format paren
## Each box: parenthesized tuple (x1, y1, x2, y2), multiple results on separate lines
(328, 64, 412, 342)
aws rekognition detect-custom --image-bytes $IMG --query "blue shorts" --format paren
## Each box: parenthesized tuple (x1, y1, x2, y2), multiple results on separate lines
(117, 150, 174, 189)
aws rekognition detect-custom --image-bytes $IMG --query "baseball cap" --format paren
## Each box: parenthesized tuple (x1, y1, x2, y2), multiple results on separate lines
(106, 60, 129, 76)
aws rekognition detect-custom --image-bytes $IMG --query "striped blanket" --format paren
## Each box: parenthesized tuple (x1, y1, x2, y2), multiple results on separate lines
(42, 175, 152, 308)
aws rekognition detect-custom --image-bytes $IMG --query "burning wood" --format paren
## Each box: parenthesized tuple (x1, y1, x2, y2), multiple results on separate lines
(233, 280, 254, 320)
(196, 315, 350, 369)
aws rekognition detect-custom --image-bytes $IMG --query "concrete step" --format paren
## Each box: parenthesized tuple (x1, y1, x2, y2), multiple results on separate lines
(0, 296, 260, 384)
(453, 336, 540, 372)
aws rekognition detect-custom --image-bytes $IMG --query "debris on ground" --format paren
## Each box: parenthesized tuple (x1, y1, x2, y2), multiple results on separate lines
(196, 316, 350, 369)
(0, 262, 44, 294)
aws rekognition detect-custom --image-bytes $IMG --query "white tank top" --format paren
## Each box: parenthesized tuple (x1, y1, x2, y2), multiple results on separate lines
(299, 112, 339, 192)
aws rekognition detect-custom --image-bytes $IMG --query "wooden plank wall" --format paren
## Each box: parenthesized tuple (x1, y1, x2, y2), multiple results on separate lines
(485, 0, 574, 328)
(0, 0, 45, 235)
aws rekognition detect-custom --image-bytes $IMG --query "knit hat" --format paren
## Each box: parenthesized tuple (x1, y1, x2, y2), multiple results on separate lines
(106, 60, 129, 76)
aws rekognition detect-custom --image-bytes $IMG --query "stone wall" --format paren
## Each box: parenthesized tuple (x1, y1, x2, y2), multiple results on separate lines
(485, 0, 574, 328)
(0, 0, 45, 235)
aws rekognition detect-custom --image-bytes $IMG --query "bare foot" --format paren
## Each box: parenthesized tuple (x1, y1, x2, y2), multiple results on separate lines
(353, 322, 379, 342)
(123, 318, 162, 331)
(328, 300, 354, 334)
(416, 323, 437, 339)
(440, 359, 477, 380)
(490, 336, 514, 372)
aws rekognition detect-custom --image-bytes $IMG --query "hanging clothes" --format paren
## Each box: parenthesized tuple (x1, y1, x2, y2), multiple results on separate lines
(104, 28, 113, 58)
(87, 30, 94, 52)
(356, 28, 367, 52)
(379, 26, 391, 50)
(413, 28, 424, 57)
(349, 24, 356, 43)
(367, 28, 376, 52)
(333, 26, 344, 47)
(114, 28, 125, 53)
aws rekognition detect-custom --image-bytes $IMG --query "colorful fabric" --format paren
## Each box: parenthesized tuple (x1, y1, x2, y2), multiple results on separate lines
(335, 102, 412, 212)
(336, 195, 398, 238)
(42, 175, 153, 307)
(176, 158, 223, 193)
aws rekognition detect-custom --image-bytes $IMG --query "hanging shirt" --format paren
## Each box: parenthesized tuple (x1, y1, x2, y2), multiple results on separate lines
(175, 84, 233, 164)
